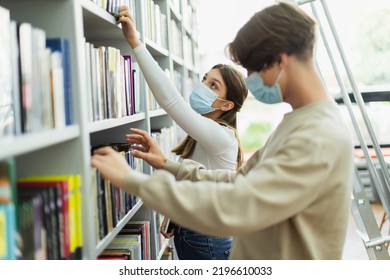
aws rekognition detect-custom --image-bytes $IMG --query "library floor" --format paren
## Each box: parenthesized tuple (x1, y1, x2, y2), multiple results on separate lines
(342, 203, 389, 260)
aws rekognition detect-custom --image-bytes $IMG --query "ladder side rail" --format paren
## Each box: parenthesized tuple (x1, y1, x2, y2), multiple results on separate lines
(310, 1, 390, 218)
(313, 18, 390, 261)
(319, 0, 390, 196)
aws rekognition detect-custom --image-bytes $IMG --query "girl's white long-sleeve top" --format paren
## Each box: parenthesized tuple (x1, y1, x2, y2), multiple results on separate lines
(133, 44, 238, 170)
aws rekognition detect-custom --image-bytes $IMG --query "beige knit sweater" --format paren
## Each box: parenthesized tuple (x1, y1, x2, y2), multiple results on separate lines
(123, 100, 354, 259)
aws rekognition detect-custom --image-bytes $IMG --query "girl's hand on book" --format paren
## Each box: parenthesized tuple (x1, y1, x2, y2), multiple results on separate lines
(117, 6, 141, 49)
(91, 146, 132, 188)
(126, 128, 168, 169)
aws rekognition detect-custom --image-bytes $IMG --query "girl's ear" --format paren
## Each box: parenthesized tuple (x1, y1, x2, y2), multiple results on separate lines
(221, 100, 235, 111)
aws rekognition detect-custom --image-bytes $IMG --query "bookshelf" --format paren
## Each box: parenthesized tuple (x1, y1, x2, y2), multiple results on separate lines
(0, 0, 200, 260)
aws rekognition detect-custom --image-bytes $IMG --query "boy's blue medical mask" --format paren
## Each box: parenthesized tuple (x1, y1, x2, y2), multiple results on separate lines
(189, 82, 227, 114)
(245, 70, 284, 104)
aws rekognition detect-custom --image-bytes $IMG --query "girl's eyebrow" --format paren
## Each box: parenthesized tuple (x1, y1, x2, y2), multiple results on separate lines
(204, 73, 223, 86)
(211, 77, 223, 86)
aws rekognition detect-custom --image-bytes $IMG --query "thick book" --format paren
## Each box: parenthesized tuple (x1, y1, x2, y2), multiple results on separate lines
(46, 38, 72, 125)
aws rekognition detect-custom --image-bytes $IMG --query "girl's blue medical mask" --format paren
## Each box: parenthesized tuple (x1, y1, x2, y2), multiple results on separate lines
(189, 82, 227, 114)
(245, 70, 284, 104)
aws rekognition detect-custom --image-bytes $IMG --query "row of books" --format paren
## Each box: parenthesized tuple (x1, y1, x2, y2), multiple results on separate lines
(144, 0, 168, 50)
(98, 220, 150, 260)
(90, 0, 137, 21)
(91, 143, 143, 243)
(0, 6, 72, 139)
(84, 42, 141, 122)
(0, 157, 83, 260)
(17, 174, 82, 260)
(151, 126, 177, 162)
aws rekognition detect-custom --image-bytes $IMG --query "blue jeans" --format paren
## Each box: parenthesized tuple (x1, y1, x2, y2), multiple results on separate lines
(173, 227, 232, 260)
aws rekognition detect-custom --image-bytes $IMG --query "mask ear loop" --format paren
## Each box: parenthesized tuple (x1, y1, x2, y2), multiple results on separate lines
(275, 69, 284, 84)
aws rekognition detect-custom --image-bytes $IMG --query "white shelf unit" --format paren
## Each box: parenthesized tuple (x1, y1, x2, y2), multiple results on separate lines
(0, 0, 200, 260)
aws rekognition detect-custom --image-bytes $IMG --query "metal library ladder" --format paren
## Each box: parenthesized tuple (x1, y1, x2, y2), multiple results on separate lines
(296, 0, 390, 259)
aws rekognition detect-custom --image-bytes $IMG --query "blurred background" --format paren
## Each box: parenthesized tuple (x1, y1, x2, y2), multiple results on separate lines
(197, 0, 390, 159)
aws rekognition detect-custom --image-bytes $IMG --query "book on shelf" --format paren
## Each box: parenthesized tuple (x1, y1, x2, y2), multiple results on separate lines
(46, 38, 72, 126)
(5, 15, 69, 135)
(18, 22, 34, 133)
(98, 46, 108, 119)
(85, 43, 137, 121)
(0, 6, 13, 138)
(123, 54, 133, 116)
(9, 20, 22, 136)
(18, 174, 82, 259)
(0, 159, 17, 260)
(123, 221, 150, 260)
(85, 40, 94, 122)
(32, 27, 53, 131)
(105, 232, 142, 260)
(132, 61, 141, 114)
(91, 143, 141, 242)
(17, 23, 61, 133)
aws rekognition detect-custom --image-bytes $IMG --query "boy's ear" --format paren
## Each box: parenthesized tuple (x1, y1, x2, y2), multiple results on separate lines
(280, 53, 289, 68)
